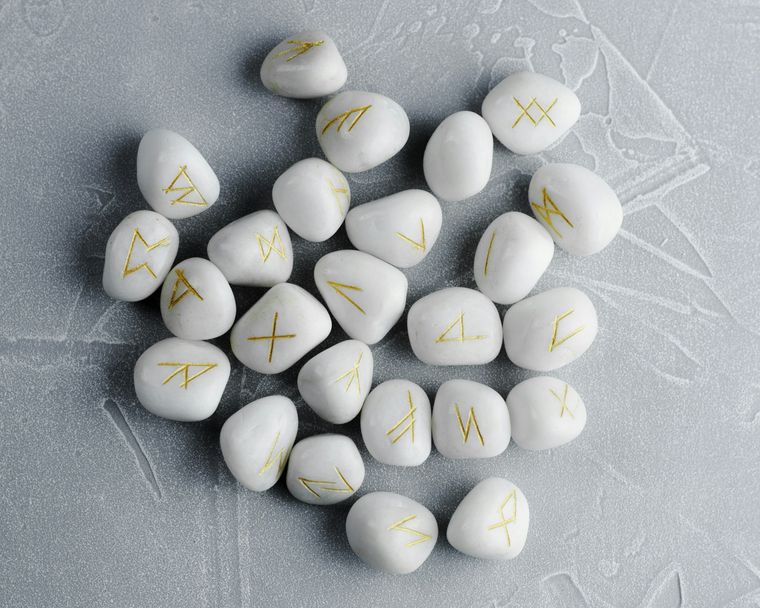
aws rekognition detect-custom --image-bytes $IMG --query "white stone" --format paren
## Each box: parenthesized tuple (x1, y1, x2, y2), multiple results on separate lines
(136, 129, 220, 219)
(360, 380, 431, 467)
(220, 395, 298, 492)
(230, 283, 332, 374)
(160, 258, 236, 340)
(507, 377, 586, 450)
(133, 338, 230, 422)
(528, 163, 623, 256)
(473, 212, 553, 305)
(423, 111, 493, 202)
(314, 250, 407, 345)
(345, 190, 442, 268)
(481, 71, 580, 155)
(272, 158, 351, 242)
(432, 379, 510, 459)
(297, 340, 373, 424)
(315, 91, 410, 173)
(207, 210, 293, 287)
(346, 492, 438, 574)
(102, 210, 179, 302)
(407, 287, 502, 366)
(503, 287, 598, 371)
(447, 477, 530, 560)
(285, 434, 364, 505)
(260, 31, 347, 99)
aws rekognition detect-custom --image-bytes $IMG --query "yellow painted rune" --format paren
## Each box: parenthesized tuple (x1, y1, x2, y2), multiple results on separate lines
(387, 515, 432, 548)
(326, 280, 366, 315)
(167, 268, 203, 310)
(122, 229, 171, 279)
(325, 175, 349, 214)
(487, 490, 517, 547)
(435, 312, 486, 343)
(454, 404, 485, 446)
(273, 39, 324, 62)
(386, 390, 417, 445)
(512, 96, 558, 128)
(531, 187, 574, 238)
(320, 105, 372, 136)
(256, 225, 287, 262)
(162, 165, 208, 207)
(157, 362, 218, 389)
(483, 230, 496, 276)
(334, 352, 363, 395)
(395, 218, 426, 252)
(246, 311, 296, 363)
(258, 431, 289, 476)
(550, 383, 575, 418)
(298, 467, 354, 499)
(548, 308, 585, 352)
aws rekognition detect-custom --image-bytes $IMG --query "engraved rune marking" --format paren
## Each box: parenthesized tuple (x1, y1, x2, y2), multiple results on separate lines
(395, 218, 426, 252)
(435, 312, 486, 343)
(550, 383, 575, 418)
(325, 175, 349, 214)
(387, 515, 432, 548)
(320, 105, 372, 136)
(549, 308, 585, 352)
(511, 97, 558, 128)
(487, 490, 517, 547)
(483, 230, 496, 276)
(386, 390, 417, 445)
(334, 352, 363, 395)
(168, 268, 203, 309)
(454, 404, 485, 446)
(298, 467, 354, 499)
(246, 311, 296, 363)
(326, 281, 366, 315)
(163, 165, 208, 207)
(258, 431, 288, 476)
(122, 229, 170, 279)
(531, 187, 574, 238)
(273, 39, 324, 62)
(256, 225, 287, 262)
(157, 362, 218, 389)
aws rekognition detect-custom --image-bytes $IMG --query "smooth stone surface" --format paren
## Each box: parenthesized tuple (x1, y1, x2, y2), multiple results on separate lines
(503, 287, 598, 371)
(432, 379, 510, 459)
(473, 211, 554, 305)
(136, 128, 220, 219)
(272, 158, 351, 242)
(507, 377, 587, 450)
(230, 283, 332, 374)
(315, 91, 410, 173)
(285, 434, 364, 505)
(260, 30, 347, 98)
(529, 163, 623, 256)
(159, 258, 236, 340)
(207, 210, 293, 287)
(447, 477, 530, 560)
(345, 189, 442, 268)
(407, 287, 502, 365)
(360, 379, 432, 467)
(423, 111, 493, 202)
(346, 492, 438, 574)
(102, 210, 179, 302)
(220, 396, 298, 492)
(481, 71, 580, 155)
(314, 250, 407, 345)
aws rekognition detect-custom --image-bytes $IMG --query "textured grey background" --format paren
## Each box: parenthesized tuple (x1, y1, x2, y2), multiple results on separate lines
(1, 0, 759, 606)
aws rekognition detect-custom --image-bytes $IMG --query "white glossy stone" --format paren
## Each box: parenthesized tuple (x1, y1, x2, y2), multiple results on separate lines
(360, 380, 431, 467)
(315, 91, 410, 173)
(432, 379, 510, 459)
(345, 190, 442, 268)
(285, 434, 364, 505)
(528, 163, 623, 256)
(230, 283, 332, 374)
(503, 287, 598, 371)
(102, 210, 179, 302)
(134, 338, 230, 422)
(447, 477, 530, 560)
(473, 212, 554, 305)
(481, 71, 580, 155)
(346, 492, 438, 574)
(314, 250, 407, 345)
(136, 129, 220, 219)
(423, 111, 493, 202)
(220, 395, 298, 492)
(272, 158, 351, 242)
(507, 377, 586, 450)
(160, 258, 236, 340)
(407, 287, 502, 366)
(260, 31, 347, 99)
(207, 210, 293, 287)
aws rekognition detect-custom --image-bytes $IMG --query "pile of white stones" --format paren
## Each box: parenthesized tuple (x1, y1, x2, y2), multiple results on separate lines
(102, 30, 623, 575)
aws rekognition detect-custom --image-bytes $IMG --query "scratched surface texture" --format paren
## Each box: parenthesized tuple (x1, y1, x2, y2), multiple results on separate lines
(1, 0, 759, 606)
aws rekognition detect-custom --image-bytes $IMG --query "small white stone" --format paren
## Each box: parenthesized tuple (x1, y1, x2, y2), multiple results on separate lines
(285, 434, 365, 505)
(207, 210, 293, 287)
(272, 158, 351, 242)
(314, 250, 407, 345)
(346, 492, 438, 574)
(473, 212, 554, 305)
(315, 91, 410, 173)
(529, 163, 623, 256)
(260, 31, 347, 99)
(230, 283, 332, 374)
(423, 111, 493, 202)
(220, 395, 298, 492)
(345, 189, 442, 268)
(481, 71, 580, 155)
(447, 477, 530, 560)
(407, 287, 502, 366)
(133, 337, 230, 421)
(503, 287, 598, 371)
(136, 129, 220, 219)
(102, 210, 179, 302)
(432, 379, 510, 459)
(360, 379, 431, 467)
(160, 258, 236, 340)
(507, 376, 586, 450)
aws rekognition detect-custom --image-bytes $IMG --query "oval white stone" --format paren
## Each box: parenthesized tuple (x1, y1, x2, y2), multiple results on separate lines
(481, 71, 580, 155)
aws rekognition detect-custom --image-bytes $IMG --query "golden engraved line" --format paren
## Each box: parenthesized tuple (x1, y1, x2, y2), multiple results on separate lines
(246, 311, 297, 363)
(334, 352, 363, 395)
(157, 362, 218, 389)
(325, 175, 349, 214)
(320, 105, 372, 136)
(395, 218, 426, 252)
(530, 187, 574, 239)
(483, 230, 496, 277)
(386, 390, 417, 445)
(256, 225, 287, 262)
(122, 229, 171, 279)
(454, 403, 485, 446)
(387, 515, 432, 548)
(511, 97, 558, 128)
(168, 268, 203, 309)
(273, 39, 325, 62)
(258, 431, 289, 476)
(550, 383, 575, 418)
(434, 312, 486, 343)
(487, 489, 517, 547)
(549, 308, 585, 353)
(298, 466, 354, 499)
(162, 165, 208, 207)
(326, 280, 366, 315)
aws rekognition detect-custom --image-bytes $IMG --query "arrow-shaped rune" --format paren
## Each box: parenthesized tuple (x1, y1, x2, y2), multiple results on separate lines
(297, 467, 354, 499)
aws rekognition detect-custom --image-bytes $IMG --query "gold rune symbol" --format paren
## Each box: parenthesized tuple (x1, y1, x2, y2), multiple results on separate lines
(487, 490, 517, 547)
(512, 96, 558, 128)
(548, 308, 585, 352)
(298, 467, 354, 499)
(326, 281, 366, 315)
(168, 268, 203, 309)
(550, 383, 575, 418)
(454, 404, 485, 446)
(325, 175, 350, 214)
(256, 225, 287, 262)
(386, 390, 417, 445)
(395, 219, 426, 252)
(435, 312, 486, 343)
(531, 187, 574, 238)
(258, 431, 289, 476)
(387, 515, 432, 548)
(122, 229, 171, 279)
(334, 352, 363, 395)
(162, 165, 208, 207)
(320, 105, 372, 136)
(483, 230, 496, 276)
(246, 311, 296, 363)
(157, 362, 218, 389)
(274, 39, 324, 62)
